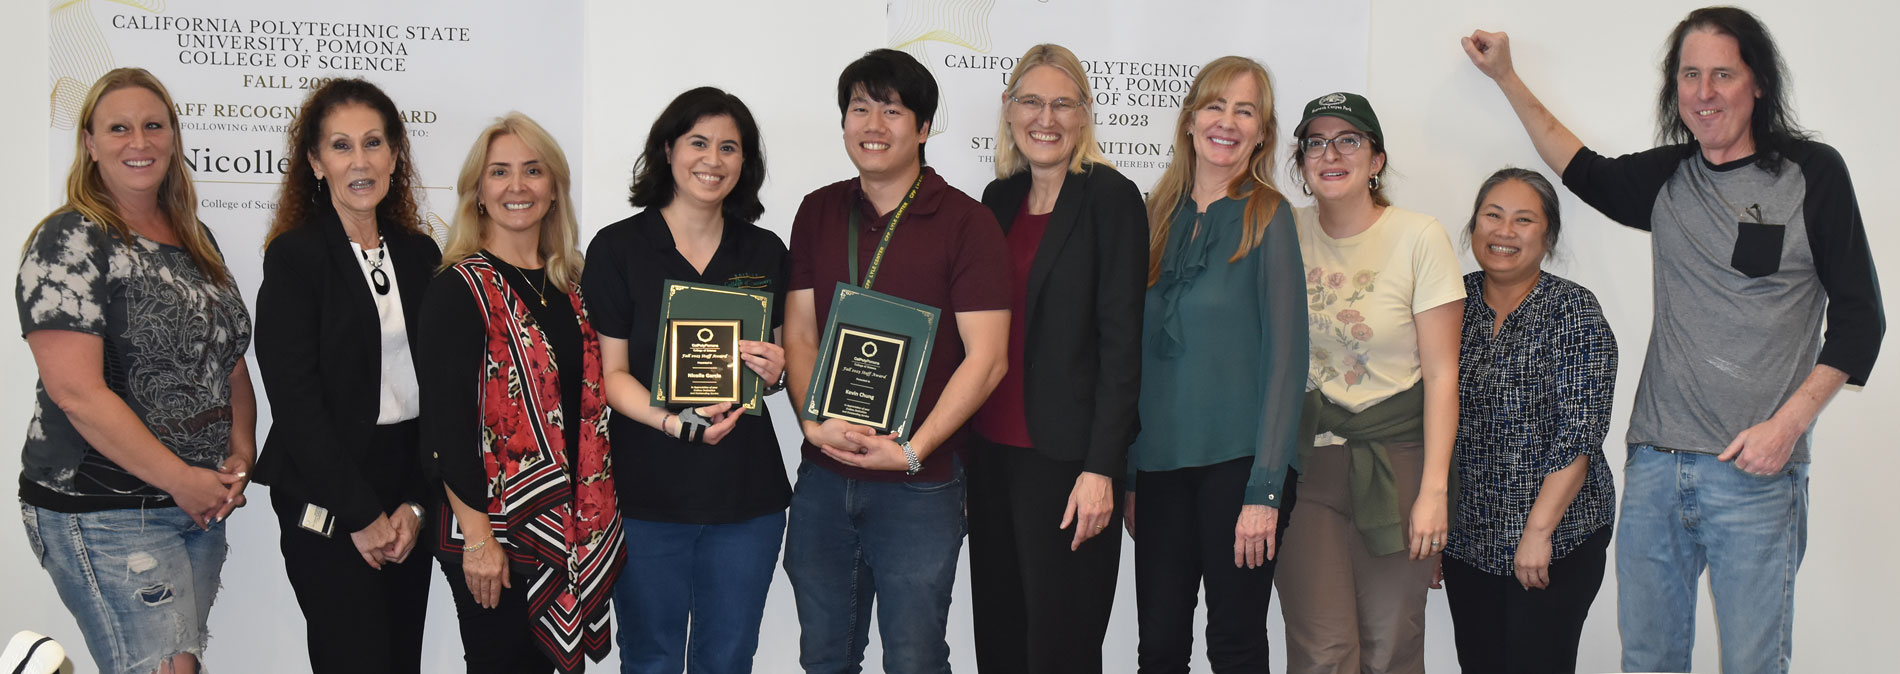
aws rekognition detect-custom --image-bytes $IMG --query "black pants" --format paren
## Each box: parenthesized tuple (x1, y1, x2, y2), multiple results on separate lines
(1443, 525, 1611, 674)
(273, 421, 431, 674)
(440, 560, 555, 674)
(1133, 458, 1297, 674)
(968, 438, 1122, 674)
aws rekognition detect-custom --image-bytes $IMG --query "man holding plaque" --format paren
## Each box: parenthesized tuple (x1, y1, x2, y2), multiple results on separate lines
(782, 48, 1010, 674)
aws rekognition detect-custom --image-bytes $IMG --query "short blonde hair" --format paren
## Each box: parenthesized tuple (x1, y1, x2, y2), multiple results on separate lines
(993, 44, 1112, 178)
(440, 113, 584, 290)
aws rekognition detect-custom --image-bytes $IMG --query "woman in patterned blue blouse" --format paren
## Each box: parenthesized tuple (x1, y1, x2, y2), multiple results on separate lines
(1441, 168, 1618, 674)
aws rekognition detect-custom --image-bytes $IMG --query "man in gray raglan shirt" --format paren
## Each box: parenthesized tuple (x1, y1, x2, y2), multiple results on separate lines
(1460, 7, 1883, 674)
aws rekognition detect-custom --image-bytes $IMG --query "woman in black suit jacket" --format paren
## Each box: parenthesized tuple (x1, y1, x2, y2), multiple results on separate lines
(968, 44, 1147, 674)
(252, 79, 441, 674)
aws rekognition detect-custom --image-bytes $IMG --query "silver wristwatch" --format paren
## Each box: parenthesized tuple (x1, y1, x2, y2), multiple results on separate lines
(901, 441, 922, 476)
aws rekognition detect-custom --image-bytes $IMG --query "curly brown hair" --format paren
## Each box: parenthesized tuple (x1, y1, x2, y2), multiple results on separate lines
(266, 78, 423, 246)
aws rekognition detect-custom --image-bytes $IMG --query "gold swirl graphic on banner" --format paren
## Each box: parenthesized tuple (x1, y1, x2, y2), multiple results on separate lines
(425, 211, 450, 246)
(888, 0, 996, 138)
(49, 0, 156, 129)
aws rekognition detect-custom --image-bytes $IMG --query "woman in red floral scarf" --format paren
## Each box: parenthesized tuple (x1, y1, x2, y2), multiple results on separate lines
(418, 112, 624, 674)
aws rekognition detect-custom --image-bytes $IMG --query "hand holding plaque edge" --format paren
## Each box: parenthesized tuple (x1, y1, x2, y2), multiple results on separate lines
(737, 339, 786, 385)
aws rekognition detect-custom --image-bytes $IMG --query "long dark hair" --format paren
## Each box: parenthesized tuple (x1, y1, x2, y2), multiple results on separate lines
(267, 78, 424, 246)
(628, 87, 767, 224)
(1656, 6, 1808, 170)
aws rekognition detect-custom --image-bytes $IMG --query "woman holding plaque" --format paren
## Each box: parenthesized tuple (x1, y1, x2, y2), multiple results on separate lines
(967, 44, 1145, 674)
(1272, 92, 1464, 674)
(17, 67, 253, 674)
(581, 87, 791, 674)
(418, 112, 624, 674)
(1125, 55, 1307, 673)
(253, 78, 440, 674)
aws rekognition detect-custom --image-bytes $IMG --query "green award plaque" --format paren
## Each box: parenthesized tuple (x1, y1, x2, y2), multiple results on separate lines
(800, 282, 940, 440)
(650, 279, 774, 416)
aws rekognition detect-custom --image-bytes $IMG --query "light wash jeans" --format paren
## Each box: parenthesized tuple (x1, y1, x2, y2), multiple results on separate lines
(1617, 444, 1809, 674)
(22, 504, 227, 674)
(782, 460, 966, 674)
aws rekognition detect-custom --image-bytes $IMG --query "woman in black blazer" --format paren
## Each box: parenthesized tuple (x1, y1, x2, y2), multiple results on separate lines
(252, 79, 441, 674)
(968, 44, 1147, 674)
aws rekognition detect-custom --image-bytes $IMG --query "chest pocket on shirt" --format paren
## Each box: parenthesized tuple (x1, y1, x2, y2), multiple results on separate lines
(1730, 221, 1785, 278)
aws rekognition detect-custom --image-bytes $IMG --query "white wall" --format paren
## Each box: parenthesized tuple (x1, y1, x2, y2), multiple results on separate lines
(3, 1, 1895, 672)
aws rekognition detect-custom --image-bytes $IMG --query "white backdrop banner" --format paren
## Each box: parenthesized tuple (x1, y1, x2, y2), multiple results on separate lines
(46, 0, 583, 328)
(887, 0, 1369, 199)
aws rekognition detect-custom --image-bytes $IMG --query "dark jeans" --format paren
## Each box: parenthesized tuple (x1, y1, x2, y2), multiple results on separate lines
(273, 419, 431, 674)
(968, 438, 1122, 674)
(614, 510, 786, 674)
(1443, 525, 1611, 674)
(440, 561, 555, 674)
(782, 460, 966, 674)
(1133, 457, 1298, 674)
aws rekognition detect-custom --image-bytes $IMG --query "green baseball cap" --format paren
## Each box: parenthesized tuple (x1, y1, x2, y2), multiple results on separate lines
(1295, 91, 1383, 145)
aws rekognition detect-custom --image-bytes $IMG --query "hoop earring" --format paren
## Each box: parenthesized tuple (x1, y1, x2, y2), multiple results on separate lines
(1368, 175, 1382, 191)
(1299, 180, 1312, 197)
(477, 202, 488, 216)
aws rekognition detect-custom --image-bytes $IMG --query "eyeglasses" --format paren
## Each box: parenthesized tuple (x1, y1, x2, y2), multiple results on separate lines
(1010, 95, 1086, 117)
(1299, 133, 1368, 158)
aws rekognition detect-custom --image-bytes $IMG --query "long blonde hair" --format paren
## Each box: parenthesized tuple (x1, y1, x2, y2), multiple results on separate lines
(993, 44, 1112, 178)
(1143, 56, 1284, 287)
(440, 113, 584, 290)
(31, 68, 230, 285)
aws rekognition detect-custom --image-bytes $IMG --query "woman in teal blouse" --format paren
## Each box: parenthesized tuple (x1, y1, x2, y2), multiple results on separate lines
(1126, 55, 1308, 673)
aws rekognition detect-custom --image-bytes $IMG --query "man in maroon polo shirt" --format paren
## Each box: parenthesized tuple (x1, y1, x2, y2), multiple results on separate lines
(780, 48, 1010, 673)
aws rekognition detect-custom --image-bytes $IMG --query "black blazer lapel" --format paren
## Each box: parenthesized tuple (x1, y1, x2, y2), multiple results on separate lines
(389, 229, 438, 356)
(1023, 170, 1088, 324)
(991, 171, 1032, 234)
(317, 210, 384, 375)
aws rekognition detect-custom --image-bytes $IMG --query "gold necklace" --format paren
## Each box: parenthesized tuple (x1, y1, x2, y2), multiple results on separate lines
(499, 257, 548, 306)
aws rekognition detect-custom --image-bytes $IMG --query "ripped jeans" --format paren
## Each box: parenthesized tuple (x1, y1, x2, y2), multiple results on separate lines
(22, 504, 227, 674)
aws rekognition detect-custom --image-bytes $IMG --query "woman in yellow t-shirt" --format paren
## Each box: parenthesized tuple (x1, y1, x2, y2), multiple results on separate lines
(1273, 92, 1466, 674)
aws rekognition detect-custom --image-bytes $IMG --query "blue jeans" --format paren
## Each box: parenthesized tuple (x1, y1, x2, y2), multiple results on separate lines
(614, 510, 787, 674)
(782, 460, 966, 674)
(21, 504, 228, 674)
(1617, 444, 1809, 674)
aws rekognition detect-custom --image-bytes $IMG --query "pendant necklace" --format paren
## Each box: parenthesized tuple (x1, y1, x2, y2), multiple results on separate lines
(360, 234, 391, 295)
(503, 259, 548, 306)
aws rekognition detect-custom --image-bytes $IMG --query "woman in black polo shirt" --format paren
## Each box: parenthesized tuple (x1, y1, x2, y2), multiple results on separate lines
(581, 86, 789, 674)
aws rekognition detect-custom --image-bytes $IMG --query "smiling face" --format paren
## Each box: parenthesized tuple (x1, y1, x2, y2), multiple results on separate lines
(1299, 116, 1385, 204)
(307, 102, 395, 224)
(668, 114, 743, 211)
(1007, 65, 1087, 174)
(479, 133, 553, 237)
(85, 86, 175, 203)
(1189, 73, 1264, 178)
(843, 85, 929, 181)
(1675, 29, 1761, 164)
(1470, 179, 1551, 280)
